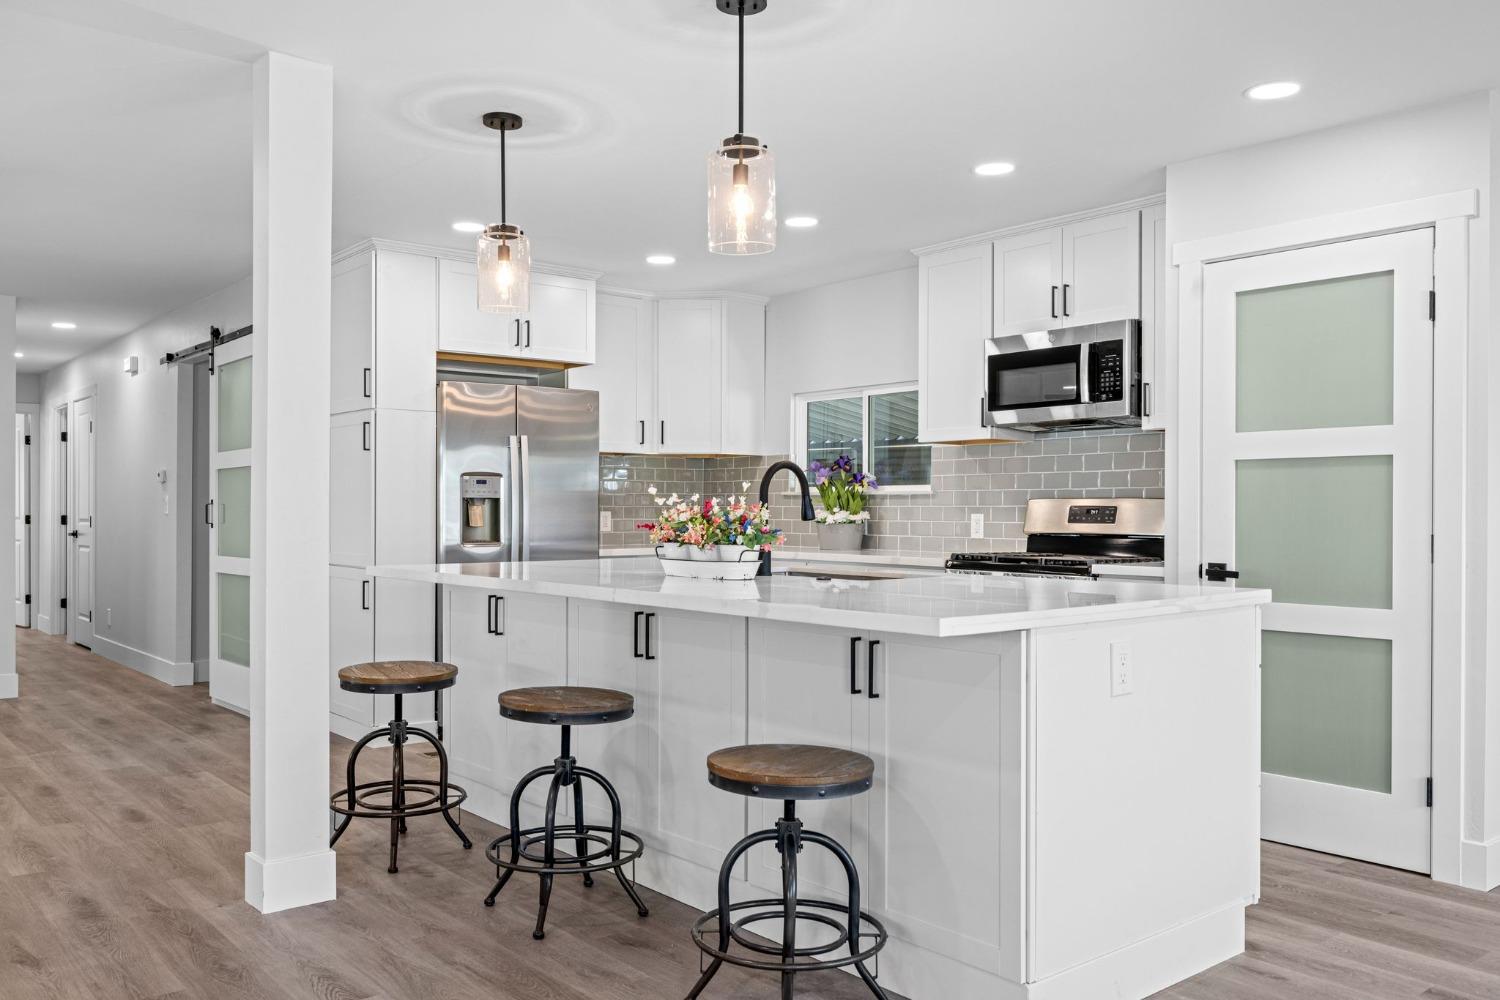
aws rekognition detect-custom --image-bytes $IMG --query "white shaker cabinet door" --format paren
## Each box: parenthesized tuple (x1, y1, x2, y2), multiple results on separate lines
(437, 257, 523, 357)
(524, 272, 595, 365)
(328, 566, 375, 727)
(328, 412, 374, 568)
(573, 293, 654, 453)
(919, 242, 993, 442)
(373, 250, 438, 412)
(570, 602, 652, 840)
(445, 587, 506, 791)
(1060, 210, 1140, 328)
(655, 299, 723, 454)
(330, 254, 374, 415)
(992, 226, 1063, 337)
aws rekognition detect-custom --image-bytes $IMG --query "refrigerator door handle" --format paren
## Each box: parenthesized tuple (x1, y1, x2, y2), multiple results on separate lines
(518, 434, 531, 561)
(508, 434, 522, 561)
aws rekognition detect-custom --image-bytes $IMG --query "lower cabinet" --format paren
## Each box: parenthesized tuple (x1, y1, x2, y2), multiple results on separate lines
(329, 566, 374, 727)
(746, 619, 1011, 979)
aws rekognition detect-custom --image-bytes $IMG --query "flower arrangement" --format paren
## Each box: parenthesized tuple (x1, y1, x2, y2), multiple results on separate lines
(638, 483, 787, 552)
(808, 455, 877, 525)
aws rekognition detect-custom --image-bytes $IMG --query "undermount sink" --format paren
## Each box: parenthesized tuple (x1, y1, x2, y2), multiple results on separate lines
(780, 568, 908, 582)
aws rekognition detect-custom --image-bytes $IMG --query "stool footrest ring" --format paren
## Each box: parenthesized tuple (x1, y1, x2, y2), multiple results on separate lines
(484, 825, 644, 877)
(329, 778, 467, 820)
(690, 898, 888, 973)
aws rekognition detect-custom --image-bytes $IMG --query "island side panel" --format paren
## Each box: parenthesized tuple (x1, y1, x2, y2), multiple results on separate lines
(1026, 605, 1260, 992)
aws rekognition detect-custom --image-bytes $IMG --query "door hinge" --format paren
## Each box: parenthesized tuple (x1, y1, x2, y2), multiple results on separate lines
(24, 594, 31, 605)
(60, 514, 68, 526)
(1429, 290, 1436, 322)
(1426, 777, 1433, 808)
(23, 514, 30, 525)
(60, 597, 67, 610)
(60, 431, 67, 442)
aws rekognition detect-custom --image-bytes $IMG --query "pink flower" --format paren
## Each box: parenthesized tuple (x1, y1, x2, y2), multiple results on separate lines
(759, 543, 771, 552)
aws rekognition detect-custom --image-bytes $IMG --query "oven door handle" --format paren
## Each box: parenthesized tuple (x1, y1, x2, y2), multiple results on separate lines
(1076, 342, 1091, 404)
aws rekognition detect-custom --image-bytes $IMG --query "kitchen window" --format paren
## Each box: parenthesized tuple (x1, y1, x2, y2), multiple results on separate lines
(794, 383, 931, 491)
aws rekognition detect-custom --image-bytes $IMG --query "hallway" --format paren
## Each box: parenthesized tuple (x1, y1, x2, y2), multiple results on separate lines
(2, 629, 1500, 999)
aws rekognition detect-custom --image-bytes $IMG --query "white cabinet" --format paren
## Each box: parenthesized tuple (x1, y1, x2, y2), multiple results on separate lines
(445, 587, 569, 815)
(1140, 202, 1167, 429)
(1060, 210, 1140, 327)
(993, 227, 1062, 336)
(719, 297, 767, 455)
(570, 293, 656, 452)
(438, 259, 596, 366)
(329, 412, 374, 568)
(746, 620, 1010, 978)
(918, 242, 993, 442)
(331, 248, 437, 414)
(329, 566, 374, 727)
(656, 299, 723, 454)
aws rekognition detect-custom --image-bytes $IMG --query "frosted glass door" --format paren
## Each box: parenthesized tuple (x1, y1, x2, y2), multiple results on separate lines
(209, 336, 255, 712)
(1201, 229, 1433, 873)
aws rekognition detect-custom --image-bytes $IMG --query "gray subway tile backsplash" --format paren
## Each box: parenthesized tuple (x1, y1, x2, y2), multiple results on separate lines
(601, 428, 1165, 555)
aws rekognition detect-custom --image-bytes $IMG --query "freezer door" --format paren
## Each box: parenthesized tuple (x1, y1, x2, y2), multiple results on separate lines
(517, 386, 600, 561)
(438, 381, 517, 564)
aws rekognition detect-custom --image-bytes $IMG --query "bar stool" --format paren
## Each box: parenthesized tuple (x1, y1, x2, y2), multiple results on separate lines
(483, 685, 650, 939)
(329, 661, 472, 873)
(686, 744, 889, 1000)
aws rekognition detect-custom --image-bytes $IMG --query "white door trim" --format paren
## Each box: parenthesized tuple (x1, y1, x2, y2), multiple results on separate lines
(1170, 188, 1478, 887)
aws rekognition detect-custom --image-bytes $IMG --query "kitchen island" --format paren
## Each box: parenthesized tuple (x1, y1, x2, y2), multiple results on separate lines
(368, 556, 1269, 1000)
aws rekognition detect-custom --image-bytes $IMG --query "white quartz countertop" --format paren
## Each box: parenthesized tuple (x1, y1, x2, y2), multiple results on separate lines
(371, 556, 1267, 638)
(600, 546, 952, 569)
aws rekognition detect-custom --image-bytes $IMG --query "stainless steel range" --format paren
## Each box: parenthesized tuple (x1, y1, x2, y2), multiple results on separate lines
(945, 498, 1164, 578)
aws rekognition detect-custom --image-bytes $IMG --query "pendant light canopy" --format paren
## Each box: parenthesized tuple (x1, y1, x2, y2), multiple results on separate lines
(477, 111, 531, 314)
(707, 0, 775, 255)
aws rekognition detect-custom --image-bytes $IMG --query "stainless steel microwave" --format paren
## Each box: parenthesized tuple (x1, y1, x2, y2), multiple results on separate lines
(985, 319, 1141, 431)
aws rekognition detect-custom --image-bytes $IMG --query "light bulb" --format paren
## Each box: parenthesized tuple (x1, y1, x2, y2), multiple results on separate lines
(495, 245, 514, 291)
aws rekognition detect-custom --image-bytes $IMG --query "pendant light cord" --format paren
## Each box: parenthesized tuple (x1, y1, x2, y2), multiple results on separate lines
(737, 1, 745, 136)
(499, 126, 508, 226)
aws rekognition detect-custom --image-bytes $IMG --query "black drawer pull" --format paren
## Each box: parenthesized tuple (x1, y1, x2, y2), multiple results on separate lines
(867, 639, 881, 699)
(849, 636, 863, 694)
(633, 610, 644, 659)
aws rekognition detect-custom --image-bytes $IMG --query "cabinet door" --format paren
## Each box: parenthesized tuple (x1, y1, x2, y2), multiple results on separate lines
(524, 272, 595, 365)
(656, 299, 723, 453)
(573, 293, 653, 453)
(918, 242, 993, 442)
(720, 298, 766, 455)
(372, 408, 435, 565)
(329, 412, 373, 568)
(329, 566, 374, 726)
(1060, 210, 1140, 328)
(437, 257, 523, 356)
(864, 633, 1009, 977)
(331, 254, 374, 415)
(373, 251, 438, 411)
(746, 621, 863, 904)
(992, 227, 1063, 337)
(445, 587, 505, 789)
(1140, 203, 1167, 429)
(570, 601, 651, 832)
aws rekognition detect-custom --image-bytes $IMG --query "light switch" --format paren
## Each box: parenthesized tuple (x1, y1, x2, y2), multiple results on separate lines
(599, 511, 612, 533)
(969, 513, 985, 538)
(1110, 640, 1133, 697)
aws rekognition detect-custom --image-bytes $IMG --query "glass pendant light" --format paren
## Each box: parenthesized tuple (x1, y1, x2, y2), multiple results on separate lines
(707, 0, 775, 255)
(477, 111, 531, 313)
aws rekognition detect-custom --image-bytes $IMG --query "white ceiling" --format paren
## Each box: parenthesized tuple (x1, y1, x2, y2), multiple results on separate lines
(5, 0, 1500, 374)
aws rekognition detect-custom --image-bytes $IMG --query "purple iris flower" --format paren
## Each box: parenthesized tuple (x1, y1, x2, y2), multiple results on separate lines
(832, 454, 853, 472)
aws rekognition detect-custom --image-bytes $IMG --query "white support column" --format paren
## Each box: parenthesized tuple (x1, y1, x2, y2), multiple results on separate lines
(244, 51, 335, 913)
(0, 295, 15, 699)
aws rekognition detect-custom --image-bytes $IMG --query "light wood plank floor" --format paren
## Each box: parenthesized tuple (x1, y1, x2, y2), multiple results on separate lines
(2, 629, 1498, 999)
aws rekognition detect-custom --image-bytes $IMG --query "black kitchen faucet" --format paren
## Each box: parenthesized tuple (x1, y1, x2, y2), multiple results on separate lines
(756, 460, 817, 577)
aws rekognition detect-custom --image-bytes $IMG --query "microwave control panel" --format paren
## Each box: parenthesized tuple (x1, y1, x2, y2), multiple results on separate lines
(1088, 340, 1126, 402)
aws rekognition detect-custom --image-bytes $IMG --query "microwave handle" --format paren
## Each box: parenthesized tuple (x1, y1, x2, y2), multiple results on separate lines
(1077, 342, 1091, 403)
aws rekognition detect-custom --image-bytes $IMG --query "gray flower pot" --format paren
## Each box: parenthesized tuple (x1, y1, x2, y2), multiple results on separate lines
(817, 522, 865, 551)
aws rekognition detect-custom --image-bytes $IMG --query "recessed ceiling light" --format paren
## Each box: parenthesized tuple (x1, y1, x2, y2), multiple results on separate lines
(646, 254, 676, 265)
(51, 321, 76, 330)
(973, 161, 1016, 177)
(785, 216, 819, 228)
(1245, 81, 1301, 101)
(12, 352, 22, 359)
(451, 221, 485, 234)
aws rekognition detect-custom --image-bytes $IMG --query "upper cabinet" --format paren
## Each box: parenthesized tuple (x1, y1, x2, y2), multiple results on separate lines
(1139, 202, 1167, 430)
(331, 248, 438, 414)
(570, 292, 656, 453)
(656, 299, 724, 455)
(437, 259, 596, 366)
(918, 203, 1156, 442)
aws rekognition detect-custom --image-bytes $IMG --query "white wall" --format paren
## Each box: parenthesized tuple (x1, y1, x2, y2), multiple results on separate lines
(762, 266, 917, 452)
(1165, 92, 1496, 886)
(39, 277, 250, 683)
(16, 374, 41, 405)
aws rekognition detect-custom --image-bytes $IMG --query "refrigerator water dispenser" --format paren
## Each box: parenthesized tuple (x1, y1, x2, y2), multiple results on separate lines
(460, 473, 503, 547)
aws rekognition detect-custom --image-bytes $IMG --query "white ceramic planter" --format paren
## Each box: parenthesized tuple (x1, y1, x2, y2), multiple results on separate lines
(817, 522, 865, 551)
(688, 545, 719, 562)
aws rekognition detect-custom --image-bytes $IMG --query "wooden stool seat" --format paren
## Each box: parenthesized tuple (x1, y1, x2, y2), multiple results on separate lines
(707, 744, 875, 800)
(499, 686, 634, 725)
(337, 660, 458, 694)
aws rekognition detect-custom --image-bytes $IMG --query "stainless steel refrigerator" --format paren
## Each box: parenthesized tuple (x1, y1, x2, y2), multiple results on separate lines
(437, 381, 599, 563)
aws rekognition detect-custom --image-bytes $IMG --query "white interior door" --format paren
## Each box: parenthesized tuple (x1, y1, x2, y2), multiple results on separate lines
(1201, 229, 1433, 873)
(208, 337, 254, 712)
(14, 413, 28, 627)
(66, 395, 96, 648)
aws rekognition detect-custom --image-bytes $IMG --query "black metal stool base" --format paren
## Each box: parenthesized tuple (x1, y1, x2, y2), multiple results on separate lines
(329, 692, 472, 874)
(482, 724, 649, 939)
(686, 803, 890, 1000)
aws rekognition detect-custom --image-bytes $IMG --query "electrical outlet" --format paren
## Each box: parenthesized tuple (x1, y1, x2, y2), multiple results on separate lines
(969, 513, 985, 538)
(105, 608, 112, 627)
(599, 511, 612, 533)
(1110, 640, 1133, 697)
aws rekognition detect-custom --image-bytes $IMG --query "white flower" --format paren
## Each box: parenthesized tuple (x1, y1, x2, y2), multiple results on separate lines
(647, 485, 658, 496)
(690, 494, 700, 502)
(741, 481, 751, 491)
(654, 497, 665, 506)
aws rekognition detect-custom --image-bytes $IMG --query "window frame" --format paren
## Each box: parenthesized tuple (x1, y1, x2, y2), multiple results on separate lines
(790, 381, 932, 495)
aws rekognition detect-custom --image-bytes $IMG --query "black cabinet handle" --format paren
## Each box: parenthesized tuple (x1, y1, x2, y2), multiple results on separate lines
(867, 639, 881, 699)
(489, 594, 505, 635)
(644, 613, 656, 661)
(849, 636, 863, 694)
(513, 318, 522, 347)
(660, 420, 666, 446)
(362, 367, 372, 398)
(1062, 283, 1071, 317)
(1050, 285, 1059, 319)
(361, 420, 371, 452)
(486, 595, 495, 634)
(524, 319, 531, 348)
(633, 610, 644, 659)
(639, 420, 646, 447)
(361, 580, 371, 610)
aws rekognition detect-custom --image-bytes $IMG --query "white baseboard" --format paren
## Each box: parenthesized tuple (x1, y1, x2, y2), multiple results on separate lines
(244, 848, 336, 913)
(34, 613, 50, 633)
(193, 657, 209, 683)
(0, 672, 16, 699)
(1460, 836, 1500, 891)
(90, 634, 196, 686)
